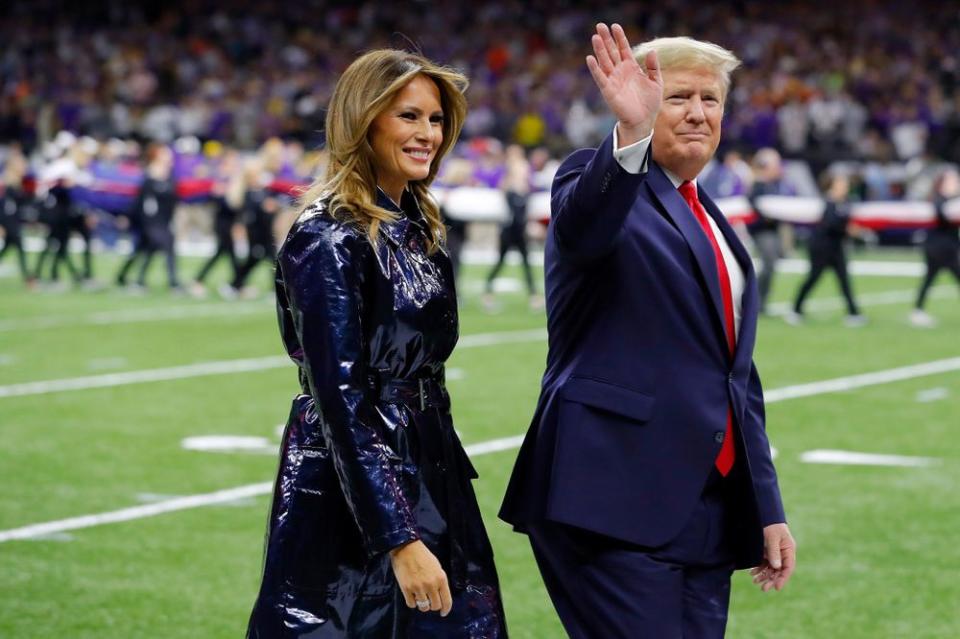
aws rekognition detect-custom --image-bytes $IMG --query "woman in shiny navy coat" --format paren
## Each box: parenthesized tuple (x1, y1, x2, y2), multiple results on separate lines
(246, 50, 507, 638)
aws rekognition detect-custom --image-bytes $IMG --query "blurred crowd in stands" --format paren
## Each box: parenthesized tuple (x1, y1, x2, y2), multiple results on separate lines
(1, 1, 958, 326)
(2, 0, 959, 165)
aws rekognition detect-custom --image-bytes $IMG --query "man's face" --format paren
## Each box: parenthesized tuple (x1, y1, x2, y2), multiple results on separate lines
(651, 67, 724, 180)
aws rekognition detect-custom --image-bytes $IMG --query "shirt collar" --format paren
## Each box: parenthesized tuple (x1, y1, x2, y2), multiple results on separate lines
(662, 166, 695, 191)
(376, 187, 428, 246)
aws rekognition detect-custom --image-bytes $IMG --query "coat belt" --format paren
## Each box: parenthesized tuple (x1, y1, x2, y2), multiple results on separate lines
(365, 371, 448, 411)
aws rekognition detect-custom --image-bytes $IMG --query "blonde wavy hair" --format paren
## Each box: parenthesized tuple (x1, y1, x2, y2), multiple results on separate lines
(298, 49, 468, 253)
(633, 36, 741, 99)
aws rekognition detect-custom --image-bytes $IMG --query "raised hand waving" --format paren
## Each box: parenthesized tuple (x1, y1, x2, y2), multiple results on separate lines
(585, 23, 663, 147)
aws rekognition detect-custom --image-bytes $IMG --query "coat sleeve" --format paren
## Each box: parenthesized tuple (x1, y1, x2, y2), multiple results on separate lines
(550, 131, 648, 262)
(278, 217, 420, 555)
(743, 361, 786, 526)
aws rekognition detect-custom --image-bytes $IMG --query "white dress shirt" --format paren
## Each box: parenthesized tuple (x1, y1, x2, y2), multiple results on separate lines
(611, 128, 745, 337)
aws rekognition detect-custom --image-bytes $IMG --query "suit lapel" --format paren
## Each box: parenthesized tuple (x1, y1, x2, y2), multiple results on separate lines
(646, 164, 728, 352)
(699, 188, 759, 368)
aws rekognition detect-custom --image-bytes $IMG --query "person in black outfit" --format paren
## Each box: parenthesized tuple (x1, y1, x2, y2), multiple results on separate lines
(747, 148, 793, 314)
(191, 149, 242, 297)
(787, 173, 865, 326)
(0, 150, 33, 285)
(69, 203, 96, 284)
(220, 162, 278, 298)
(443, 208, 466, 284)
(116, 144, 180, 291)
(34, 180, 83, 287)
(910, 167, 960, 327)
(483, 144, 541, 310)
(191, 186, 238, 295)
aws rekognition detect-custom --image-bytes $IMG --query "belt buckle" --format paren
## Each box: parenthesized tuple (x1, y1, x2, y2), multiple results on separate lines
(418, 378, 427, 411)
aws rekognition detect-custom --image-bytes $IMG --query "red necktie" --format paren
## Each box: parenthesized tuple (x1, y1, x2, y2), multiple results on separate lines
(678, 180, 736, 476)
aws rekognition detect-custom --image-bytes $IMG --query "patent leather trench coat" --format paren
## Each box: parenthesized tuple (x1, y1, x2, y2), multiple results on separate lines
(247, 191, 507, 638)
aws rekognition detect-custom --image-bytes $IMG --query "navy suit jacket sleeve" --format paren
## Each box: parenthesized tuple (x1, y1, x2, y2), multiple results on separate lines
(744, 362, 787, 526)
(551, 132, 648, 262)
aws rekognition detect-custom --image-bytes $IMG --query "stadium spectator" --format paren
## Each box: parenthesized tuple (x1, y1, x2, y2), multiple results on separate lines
(0, 145, 33, 285)
(747, 147, 795, 314)
(786, 173, 866, 326)
(483, 144, 541, 311)
(910, 167, 960, 327)
(33, 178, 82, 289)
(219, 159, 278, 299)
(700, 148, 752, 198)
(246, 49, 507, 637)
(435, 157, 475, 285)
(2, 1, 957, 167)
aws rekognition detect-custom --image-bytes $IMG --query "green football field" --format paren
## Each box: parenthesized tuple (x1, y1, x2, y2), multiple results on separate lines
(1, 250, 959, 638)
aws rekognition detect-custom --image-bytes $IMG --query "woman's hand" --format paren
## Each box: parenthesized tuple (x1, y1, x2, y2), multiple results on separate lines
(389, 539, 452, 616)
(585, 23, 663, 147)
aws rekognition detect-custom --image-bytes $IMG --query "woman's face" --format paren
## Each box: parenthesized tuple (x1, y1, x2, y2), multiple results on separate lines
(368, 74, 444, 202)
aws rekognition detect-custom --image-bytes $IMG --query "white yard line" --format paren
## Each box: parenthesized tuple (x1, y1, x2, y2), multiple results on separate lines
(0, 329, 548, 399)
(0, 356, 290, 399)
(2, 355, 958, 543)
(0, 483, 275, 543)
(763, 357, 960, 402)
(0, 435, 526, 543)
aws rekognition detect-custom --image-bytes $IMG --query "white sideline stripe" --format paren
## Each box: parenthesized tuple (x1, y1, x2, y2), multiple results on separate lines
(457, 328, 546, 348)
(800, 450, 938, 467)
(0, 329, 548, 399)
(765, 285, 951, 316)
(0, 277, 947, 396)
(464, 434, 527, 456)
(782, 258, 924, 278)
(459, 250, 925, 275)
(3, 355, 959, 543)
(0, 301, 273, 333)
(763, 357, 960, 402)
(0, 259, 931, 333)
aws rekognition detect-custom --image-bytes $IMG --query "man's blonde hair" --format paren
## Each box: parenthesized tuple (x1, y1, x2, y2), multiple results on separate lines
(633, 37, 741, 98)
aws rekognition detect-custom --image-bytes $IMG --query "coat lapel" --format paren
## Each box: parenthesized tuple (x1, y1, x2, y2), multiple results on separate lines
(646, 163, 728, 352)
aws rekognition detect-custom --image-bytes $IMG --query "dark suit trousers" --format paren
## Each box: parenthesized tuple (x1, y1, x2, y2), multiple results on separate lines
(528, 471, 737, 639)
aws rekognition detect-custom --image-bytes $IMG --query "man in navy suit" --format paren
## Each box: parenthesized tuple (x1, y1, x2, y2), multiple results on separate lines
(500, 24, 795, 638)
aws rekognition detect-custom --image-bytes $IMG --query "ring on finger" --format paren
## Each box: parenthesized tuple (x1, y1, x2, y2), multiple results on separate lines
(415, 596, 430, 611)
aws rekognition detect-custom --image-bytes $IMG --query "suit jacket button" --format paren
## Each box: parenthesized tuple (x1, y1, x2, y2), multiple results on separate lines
(714, 431, 725, 443)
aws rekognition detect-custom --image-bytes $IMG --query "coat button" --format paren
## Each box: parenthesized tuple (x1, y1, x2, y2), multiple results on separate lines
(714, 431, 725, 443)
